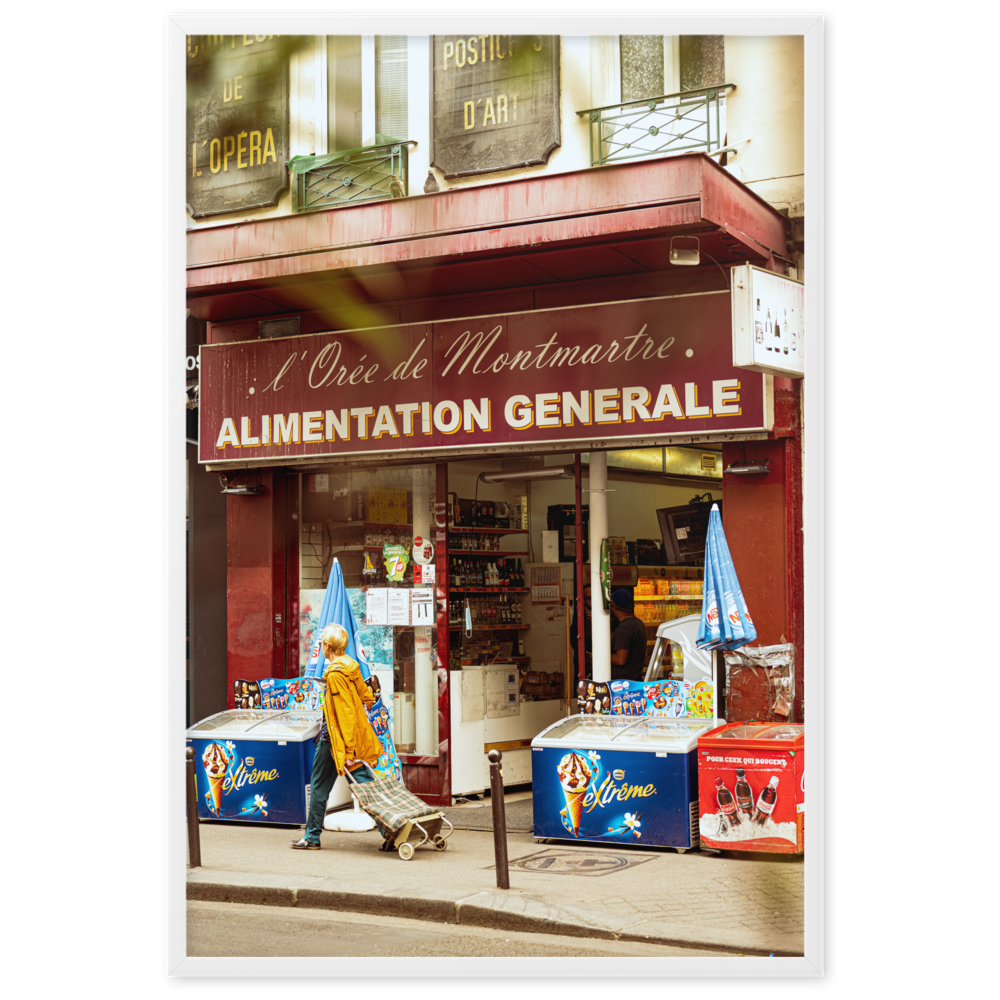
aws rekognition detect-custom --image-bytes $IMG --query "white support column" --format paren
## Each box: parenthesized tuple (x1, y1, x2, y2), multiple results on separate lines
(588, 452, 611, 683)
(412, 472, 435, 754)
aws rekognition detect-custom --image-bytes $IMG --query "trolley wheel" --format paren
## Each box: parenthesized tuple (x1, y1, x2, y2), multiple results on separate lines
(675, 848, 687, 854)
(398, 842, 415, 860)
(432, 835, 447, 851)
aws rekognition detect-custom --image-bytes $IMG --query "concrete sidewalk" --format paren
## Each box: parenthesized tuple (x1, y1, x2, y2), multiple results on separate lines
(187, 795, 804, 956)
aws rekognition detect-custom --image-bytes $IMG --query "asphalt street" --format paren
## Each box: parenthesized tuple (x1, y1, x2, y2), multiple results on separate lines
(187, 901, 735, 958)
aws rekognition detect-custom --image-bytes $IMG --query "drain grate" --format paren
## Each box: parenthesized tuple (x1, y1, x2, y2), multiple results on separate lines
(492, 848, 658, 878)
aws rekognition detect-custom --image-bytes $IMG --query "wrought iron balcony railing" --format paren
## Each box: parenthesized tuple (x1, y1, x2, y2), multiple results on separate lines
(577, 84, 736, 168)
(288, 135, 415, 212)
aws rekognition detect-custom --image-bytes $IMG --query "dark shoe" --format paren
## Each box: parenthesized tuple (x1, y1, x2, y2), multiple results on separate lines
(290, 837, 320, 850)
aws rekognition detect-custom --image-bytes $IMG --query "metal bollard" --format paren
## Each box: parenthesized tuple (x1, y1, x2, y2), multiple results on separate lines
(488, 749, 509, 890)
(186, 747, 202, 868)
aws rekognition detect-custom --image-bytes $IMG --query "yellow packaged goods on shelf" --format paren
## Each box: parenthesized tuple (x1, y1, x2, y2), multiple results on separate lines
(636, 577, 655, 596)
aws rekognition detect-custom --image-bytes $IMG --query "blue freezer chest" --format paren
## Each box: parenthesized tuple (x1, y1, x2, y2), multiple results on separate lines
(531, 745, 699, 849)
(186, 710, 321, 824)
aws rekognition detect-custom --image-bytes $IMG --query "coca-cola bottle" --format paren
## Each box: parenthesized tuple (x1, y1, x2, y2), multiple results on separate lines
(735, 768, 754, 816)
(714, 777, 741, 829)
(752, 776, 779, 826)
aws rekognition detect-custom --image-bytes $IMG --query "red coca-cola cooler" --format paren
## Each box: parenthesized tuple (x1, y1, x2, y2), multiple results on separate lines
(696, 723, 804, 854)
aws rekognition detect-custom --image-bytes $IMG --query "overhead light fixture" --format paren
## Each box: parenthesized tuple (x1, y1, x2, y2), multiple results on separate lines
(219, 474, 264, 495)
(669, 235, 700, 266)
(724, 460, 771, 476)
(479, 465, 574, 484)
(221, 484, 265, 495)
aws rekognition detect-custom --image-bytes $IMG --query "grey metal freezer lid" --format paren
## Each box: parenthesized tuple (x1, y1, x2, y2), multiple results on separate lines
(185, 709, 321, 741)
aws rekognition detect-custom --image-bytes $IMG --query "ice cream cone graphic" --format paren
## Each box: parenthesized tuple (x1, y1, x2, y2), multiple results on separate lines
(201, 742, 231, 817)
(557, 752, 593, 838)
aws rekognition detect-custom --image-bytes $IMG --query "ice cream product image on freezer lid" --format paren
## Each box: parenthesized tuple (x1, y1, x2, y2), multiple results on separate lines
(557, 752, 593, 838)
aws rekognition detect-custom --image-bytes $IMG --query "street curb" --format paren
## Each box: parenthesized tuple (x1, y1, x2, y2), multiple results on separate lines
(186, 871, 803, 956)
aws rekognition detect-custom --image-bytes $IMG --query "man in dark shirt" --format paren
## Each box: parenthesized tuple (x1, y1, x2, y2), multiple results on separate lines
(609, 588, 647, 682)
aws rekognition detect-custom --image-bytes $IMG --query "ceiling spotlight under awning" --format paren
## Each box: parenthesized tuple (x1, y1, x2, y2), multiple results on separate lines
(669, 235, 701, 266)
(724, 460, 771, 476)
(219, 474, 264, 495)
(220, 484, 265, 495)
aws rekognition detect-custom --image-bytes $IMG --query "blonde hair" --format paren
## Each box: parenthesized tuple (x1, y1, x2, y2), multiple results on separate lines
(320, 624, 349, 655)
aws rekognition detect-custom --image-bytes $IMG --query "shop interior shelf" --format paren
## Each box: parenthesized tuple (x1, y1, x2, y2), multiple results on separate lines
(634, 594, 703, 601)
(451, 526, 527, 534)
(448, 625, 531, 631)
(448, 550, 528, 556)
(327, 520, 412, 529)
(450, 588, 528, 594)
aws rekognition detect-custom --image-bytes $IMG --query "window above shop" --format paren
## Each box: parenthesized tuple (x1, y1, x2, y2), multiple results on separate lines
(579, 34, 731, 169)
(307, 35, 413, 211)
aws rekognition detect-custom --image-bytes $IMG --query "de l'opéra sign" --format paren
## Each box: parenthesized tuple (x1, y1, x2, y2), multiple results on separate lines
(198, 293, 772, 466)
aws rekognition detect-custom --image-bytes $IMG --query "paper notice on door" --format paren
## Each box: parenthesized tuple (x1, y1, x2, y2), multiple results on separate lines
(411, 588, 434, 625)
(387, 589, 411, 626)
(366, 588, 388, 625)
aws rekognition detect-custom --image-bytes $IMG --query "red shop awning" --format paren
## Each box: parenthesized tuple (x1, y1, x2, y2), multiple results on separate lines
(186, 153, 788, 328)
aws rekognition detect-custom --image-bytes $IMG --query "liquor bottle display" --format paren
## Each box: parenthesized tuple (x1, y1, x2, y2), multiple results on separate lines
(448, 557, 524, 589)
(448, 593, 523, 628)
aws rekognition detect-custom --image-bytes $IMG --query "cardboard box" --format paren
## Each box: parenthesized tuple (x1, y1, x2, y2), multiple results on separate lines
(516, 495, 528, 528)
(542, 530, 559, 563)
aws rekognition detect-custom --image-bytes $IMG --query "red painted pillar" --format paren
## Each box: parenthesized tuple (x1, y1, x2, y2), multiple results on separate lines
(225, 470, 292, 706)
(722, 379, 804, 722)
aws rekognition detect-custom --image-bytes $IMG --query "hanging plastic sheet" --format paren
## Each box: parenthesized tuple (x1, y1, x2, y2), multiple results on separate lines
(723, 643, 795, 723)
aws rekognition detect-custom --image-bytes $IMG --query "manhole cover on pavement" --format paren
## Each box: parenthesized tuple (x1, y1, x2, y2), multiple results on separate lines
(495, 848, 658, 877)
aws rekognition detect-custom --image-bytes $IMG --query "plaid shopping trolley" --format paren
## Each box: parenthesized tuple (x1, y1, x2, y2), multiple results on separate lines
(344, 763, 454, 860)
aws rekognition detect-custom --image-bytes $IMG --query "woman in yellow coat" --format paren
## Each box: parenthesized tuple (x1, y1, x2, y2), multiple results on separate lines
(291, 624, 383, 849)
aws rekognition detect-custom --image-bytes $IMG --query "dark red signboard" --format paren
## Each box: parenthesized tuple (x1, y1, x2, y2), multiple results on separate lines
(199, 294, 770, 465)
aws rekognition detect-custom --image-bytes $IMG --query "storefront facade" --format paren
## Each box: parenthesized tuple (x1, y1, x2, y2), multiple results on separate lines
(186, 33, 805, 806)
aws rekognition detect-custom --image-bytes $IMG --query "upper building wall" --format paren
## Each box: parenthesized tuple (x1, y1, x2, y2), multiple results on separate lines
(185, 33, 804, 230)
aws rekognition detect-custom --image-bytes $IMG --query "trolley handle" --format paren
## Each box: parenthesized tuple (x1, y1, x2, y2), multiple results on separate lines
(343, 761, 378, 784)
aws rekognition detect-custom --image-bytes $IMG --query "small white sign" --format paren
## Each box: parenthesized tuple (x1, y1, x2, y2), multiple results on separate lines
(387, 589, 411, 626)
(411, 588, 434, 624)
(731, 264, 804, 378)
(366, 589, 388, 625)
(412, 535, 435, 565)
